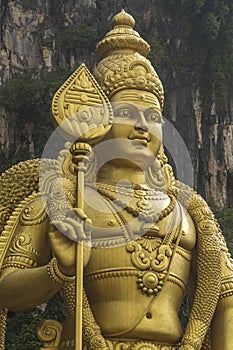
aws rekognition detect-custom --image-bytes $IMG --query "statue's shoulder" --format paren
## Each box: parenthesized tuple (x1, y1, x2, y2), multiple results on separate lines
(171, 180, 221, 237)
(170, 180, 211, 213)
(0, 159, 41, 232)
(0, 158, 59, 229)
(0, 158, 57, 269)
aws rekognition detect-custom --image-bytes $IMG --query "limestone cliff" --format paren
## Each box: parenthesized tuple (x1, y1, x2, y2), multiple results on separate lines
(0, 0, 232, 206)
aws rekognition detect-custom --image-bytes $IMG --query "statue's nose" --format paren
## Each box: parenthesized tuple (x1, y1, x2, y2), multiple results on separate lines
(134, 112, 148, 132)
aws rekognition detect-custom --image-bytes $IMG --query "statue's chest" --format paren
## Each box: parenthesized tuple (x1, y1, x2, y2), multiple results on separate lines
(84, 188, 195, 299)
(85, 229, 193, 299)
(86, 193, 196, 251)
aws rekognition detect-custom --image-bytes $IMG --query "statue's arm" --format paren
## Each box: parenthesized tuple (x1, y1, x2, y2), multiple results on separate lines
(0, 265, 60, 312)
(211, 233, 233, 349)
(0, 196, 60, 312)
(0, 194, 90, 312)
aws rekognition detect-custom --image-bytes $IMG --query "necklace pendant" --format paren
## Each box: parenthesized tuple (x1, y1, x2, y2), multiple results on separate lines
(126, 238, 173, 296)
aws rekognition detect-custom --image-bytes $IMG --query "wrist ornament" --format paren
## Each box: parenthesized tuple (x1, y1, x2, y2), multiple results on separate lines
(47, 257, 75, 285)
(178, 336, 200, 350)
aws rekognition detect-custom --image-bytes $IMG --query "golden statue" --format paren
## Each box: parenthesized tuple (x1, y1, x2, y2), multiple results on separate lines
(0, 10, 233, 350)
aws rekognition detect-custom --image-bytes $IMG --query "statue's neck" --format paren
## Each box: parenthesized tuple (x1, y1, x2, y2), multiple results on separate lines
(97, 163, 148, 186)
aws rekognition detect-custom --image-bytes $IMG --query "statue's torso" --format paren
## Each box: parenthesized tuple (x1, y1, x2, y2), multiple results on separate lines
(0, 182, 198, 348)
(62, 185, 196, 345)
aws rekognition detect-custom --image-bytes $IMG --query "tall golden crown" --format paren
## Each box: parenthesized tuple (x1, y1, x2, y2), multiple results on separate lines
(94, 10, 164, 108)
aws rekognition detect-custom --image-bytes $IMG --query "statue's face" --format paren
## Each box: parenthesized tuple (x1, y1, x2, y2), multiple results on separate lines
(101, 89, 163, 169)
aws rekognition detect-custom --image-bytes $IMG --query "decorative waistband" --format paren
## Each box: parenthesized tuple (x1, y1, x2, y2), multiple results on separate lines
(59, 338, 178, 350)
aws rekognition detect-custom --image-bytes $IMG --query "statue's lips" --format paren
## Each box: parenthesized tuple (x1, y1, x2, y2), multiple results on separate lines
(128, 135, 150, 146)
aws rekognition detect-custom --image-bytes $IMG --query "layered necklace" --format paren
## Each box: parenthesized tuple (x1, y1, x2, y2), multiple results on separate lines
(96, 182, 176, 224)
(94, 182, 182, 298)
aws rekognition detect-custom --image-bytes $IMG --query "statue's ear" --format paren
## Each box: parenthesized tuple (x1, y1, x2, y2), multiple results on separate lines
(147, 145, 176, 190)
(51, 63, 113, 142)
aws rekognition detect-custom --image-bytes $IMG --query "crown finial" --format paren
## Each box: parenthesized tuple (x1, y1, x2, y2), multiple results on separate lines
(111, 9, 135, 28)
(96, 10, 150, 59)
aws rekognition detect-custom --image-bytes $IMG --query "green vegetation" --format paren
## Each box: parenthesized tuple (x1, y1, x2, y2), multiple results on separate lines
(169, 0, 233, 114)
(57, 24, 98, 57)
(0, 67, 72, 171)
(55, 18, 109, 62)
(181, 0, 233, 113)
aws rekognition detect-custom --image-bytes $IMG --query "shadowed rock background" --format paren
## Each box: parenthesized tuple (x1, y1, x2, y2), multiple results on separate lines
(0, 0, 233, 207)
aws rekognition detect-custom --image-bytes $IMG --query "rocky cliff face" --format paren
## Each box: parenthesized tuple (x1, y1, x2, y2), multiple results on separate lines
(0, 0, 232, 206)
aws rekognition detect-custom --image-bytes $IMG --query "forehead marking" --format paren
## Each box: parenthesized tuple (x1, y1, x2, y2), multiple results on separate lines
(119, 91, 160, 107)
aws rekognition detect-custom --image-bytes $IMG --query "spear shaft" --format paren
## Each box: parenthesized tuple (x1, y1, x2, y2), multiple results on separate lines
(71, 142, 91, 350)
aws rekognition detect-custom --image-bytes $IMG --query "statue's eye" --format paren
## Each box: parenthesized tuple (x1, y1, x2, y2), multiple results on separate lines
(118, 109, 131, 118)
(146, 113, 163, 123)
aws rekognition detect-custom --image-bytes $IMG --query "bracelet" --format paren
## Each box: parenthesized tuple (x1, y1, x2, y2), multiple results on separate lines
(47, 257, 75, 285)
(178, 335, 200, 350)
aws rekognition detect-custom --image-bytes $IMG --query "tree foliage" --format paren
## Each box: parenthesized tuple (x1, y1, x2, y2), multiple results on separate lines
(0, 67, 72, 171)
(168, 0, 233, 112)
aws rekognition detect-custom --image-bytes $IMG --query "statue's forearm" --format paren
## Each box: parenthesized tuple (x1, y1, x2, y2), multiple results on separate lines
(211, 295, 233, 350)
(210, 245, 233, 349)
(0, 266, 60, 312)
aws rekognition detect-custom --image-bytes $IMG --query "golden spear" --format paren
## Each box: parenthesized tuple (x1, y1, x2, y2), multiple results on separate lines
(51, 64, 112, 349)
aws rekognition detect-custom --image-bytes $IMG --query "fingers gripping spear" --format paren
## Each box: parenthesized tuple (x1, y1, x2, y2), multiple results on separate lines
(51, 64, 113, 349)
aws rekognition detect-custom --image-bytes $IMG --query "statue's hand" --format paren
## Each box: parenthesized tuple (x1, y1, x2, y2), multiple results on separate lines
(49, 208, 92, 276)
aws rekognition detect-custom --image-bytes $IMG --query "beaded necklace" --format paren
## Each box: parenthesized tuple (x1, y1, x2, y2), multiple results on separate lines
(96, 183, 176, 224)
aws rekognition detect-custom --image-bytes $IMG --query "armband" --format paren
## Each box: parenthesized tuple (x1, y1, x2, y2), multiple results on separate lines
(219, 276, 233, 299)
(47, 257, 75, 285)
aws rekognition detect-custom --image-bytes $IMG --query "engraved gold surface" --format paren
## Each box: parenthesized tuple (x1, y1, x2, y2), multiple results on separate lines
(37, 319, 63, 349)
(51, 64, 113, 142)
